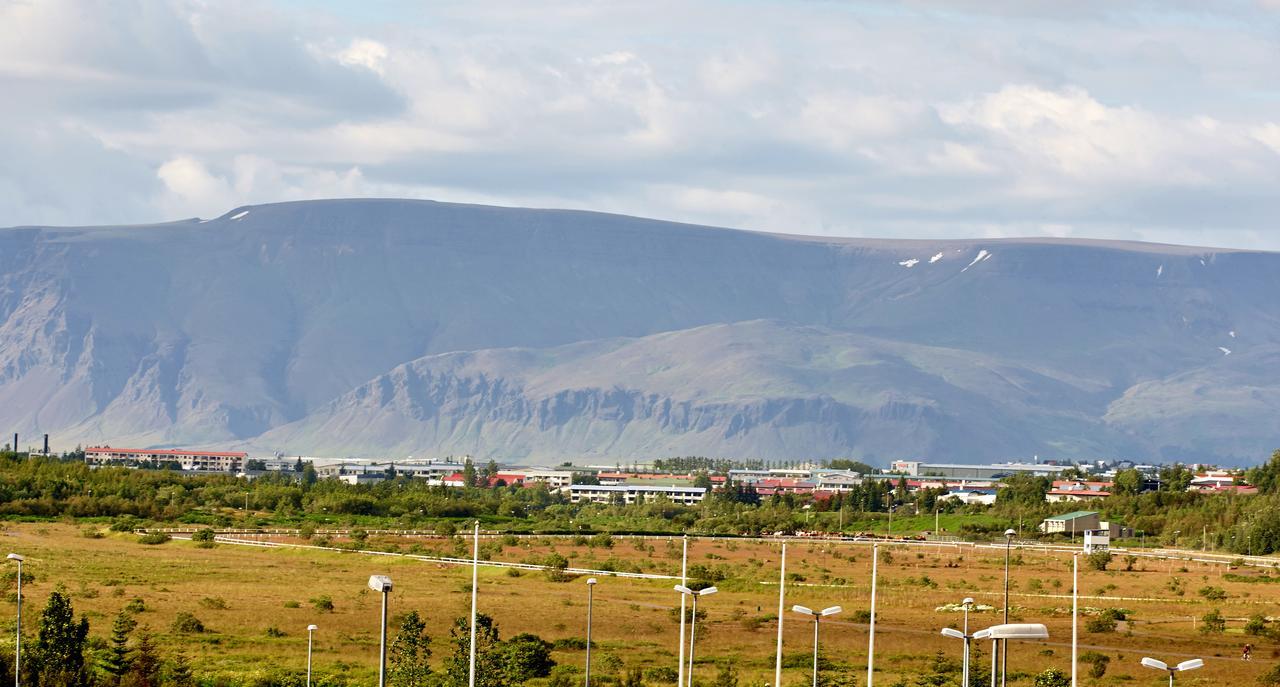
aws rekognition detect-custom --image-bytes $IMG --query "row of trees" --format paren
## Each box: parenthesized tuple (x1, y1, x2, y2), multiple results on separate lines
(1, 589, 191, 687)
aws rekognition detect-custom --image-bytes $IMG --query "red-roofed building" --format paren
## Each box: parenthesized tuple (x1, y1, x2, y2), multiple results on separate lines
(85, 446, 246, 472)
(1046, 480, 1112, 503)
(442, 472, 530, 488)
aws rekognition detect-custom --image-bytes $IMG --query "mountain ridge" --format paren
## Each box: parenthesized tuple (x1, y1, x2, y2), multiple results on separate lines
(2, 198, 1277, 464)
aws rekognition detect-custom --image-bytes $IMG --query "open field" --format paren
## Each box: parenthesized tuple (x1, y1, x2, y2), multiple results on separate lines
(3, 523, 1278, 686)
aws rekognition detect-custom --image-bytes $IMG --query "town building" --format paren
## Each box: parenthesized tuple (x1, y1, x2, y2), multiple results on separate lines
(569, 484, 706, 506)
(890, 460, 1072, 479)
(85, 446, 246, 472)
(1039, 510, 1100, 535)
(1046, 480, 1113, 502)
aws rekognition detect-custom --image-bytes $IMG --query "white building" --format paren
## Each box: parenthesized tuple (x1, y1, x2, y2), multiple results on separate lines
(85, 446, 246, 472)
(569, 484, 706, 506)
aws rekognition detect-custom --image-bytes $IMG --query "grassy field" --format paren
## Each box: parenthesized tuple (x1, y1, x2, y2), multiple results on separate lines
(2, 522, 1276, 686)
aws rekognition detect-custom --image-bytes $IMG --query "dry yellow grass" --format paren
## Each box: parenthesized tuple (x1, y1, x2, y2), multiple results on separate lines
(2, 523, 1275, 686)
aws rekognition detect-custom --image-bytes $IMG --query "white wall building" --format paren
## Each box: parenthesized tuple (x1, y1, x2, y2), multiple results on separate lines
(85, 446, 246, 472)
(569, 484, 706, 506)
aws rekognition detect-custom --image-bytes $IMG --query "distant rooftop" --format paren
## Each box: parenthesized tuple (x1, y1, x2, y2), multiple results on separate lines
(1045, 510, 1099, 521)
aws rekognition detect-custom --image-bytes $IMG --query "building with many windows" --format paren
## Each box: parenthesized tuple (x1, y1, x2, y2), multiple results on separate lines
(85, 446, 246, 472)
(569, 484, 706, 506)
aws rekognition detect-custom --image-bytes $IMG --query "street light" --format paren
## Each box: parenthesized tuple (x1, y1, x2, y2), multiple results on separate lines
(306, 624, 318, 687)
(1141, 657, 1203, 687)
(940, 597, 976, 687)
(793, 605, 842, 687)
(1002, 528, 1015, 687)
(368, 575, 393, 687)
(674, 585, 717, 687)
(974, 623, 1049, 687)
(7, 553, 23, 687)
(585, 578, 597, 687)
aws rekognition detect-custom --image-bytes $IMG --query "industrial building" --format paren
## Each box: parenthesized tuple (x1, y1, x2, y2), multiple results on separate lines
(85, 446, 246, 472)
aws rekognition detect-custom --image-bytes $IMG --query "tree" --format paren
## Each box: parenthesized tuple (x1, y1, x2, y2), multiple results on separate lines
(463, 459, 478, 489)
(164, 653, 195, 687)
(389, 610, 432, 687)
(709, 662, 739, 687)
(120, 629, 161, 687)
(1112, 469, 1143, 496)
(1085, 551, 1112, 571)
(500, 633, 555, 684)
(301, 462, 318, 488)
(1247, 450, 1280, 494)
(1159, 464, 1194, 492)
(828, 459, 877, 474)
(35, 589, 90, 687)
(446, 613, 503, 687)
(100, 611, 137, 681)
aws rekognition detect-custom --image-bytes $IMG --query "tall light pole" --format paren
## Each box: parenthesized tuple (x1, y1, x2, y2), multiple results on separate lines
(7, 553, 22, 687)
(1002, 528, 1015, 685)
(674, 585, 717, 687)
(793, 605, 842, 687)
(867, 543, 879, 687)
(677, 537, 688, 687)
(1141, 657, 1203, 687)
(962, 597, 974, 687)
(306, 624, 318, 687)
(469, 521, 480, 687)
(368, 575, 393, 687)
(584, 578, 597, 687)
(774, 543, 787, 687)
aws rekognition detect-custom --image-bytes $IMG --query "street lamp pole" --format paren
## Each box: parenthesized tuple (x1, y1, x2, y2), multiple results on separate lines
(675, 585, 717, 687)
(306, 624, 318, 687)
(962, 597, 974, 687)
(793, 605, 842, 687)
(1002, 528, 1015, 687)
(584, 578, 597, 687)
(368, 576, 393, 687)
(7, 553, 22, 687)
(1141, 657, 1203, 687)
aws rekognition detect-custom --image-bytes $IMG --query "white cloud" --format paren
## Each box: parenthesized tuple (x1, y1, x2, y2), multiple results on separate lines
(3, 0, 1280, 250)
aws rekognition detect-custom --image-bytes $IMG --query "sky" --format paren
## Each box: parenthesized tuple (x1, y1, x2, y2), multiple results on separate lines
(3, 1, 1280, 249)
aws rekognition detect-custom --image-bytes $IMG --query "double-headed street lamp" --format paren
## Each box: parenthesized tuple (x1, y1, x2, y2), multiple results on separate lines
(940, 597, 976, 687)
(306, 624, 318, 687)
(585, 578, 598, 687)
(368, 575, 393, 687)
(674, 585, 717, 687)
(792, 605, 842, 687)
(7, 553, 23, 687)
(1141, 657, 1203, 687)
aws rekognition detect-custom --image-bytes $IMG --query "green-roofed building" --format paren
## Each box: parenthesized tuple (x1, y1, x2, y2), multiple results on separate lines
(1039, 510, 1099, 534)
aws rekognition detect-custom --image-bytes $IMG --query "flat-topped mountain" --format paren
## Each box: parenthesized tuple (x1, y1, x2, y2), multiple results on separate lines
(2, 199, 1276, 463)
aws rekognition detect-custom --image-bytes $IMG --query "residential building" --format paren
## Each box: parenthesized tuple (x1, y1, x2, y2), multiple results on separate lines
(891, 460, 1072, 479)
(85, 446, 246, 472)
(569, 484, 706, 506)
(1039, 510, 1101, 535)
(1046, 480, 1113, 502)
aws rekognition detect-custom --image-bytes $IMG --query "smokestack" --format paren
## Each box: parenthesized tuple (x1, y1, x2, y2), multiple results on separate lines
(43, 434, 49, 455)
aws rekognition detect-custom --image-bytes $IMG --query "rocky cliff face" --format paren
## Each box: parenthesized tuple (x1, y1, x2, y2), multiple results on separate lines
(1, 199, 1277, 463)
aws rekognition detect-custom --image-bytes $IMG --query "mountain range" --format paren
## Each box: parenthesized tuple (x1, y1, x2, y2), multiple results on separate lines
(2, 198, 1277, 465)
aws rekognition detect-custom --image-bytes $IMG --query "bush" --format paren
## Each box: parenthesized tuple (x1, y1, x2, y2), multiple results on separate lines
(137, 532, 170, 545)
(1259, 664, 1280, 687)
(1086, 615, 1116, 633)
(1080, 651, 1110, 678)
(1034, 667, 1069, 687)
(1085, 551, 1112, 571)
(171, 612, 205, 634)
(192, 528, 216, 548)
(199, 596, 229, 610)
(311, 595, 334, 612)
(1200, 609, 1226, 634)
(81, 526, 105, 539)
(1246, 613, 1269, 636)
(1199, 585, 1227, 601)
(265, 626, 287, 638)
(125, 597, 147, 613)
(283, 600, 301, 609)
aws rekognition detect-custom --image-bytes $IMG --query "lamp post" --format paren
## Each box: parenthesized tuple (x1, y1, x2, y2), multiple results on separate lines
(793, 605, 842, 687)
(1140, 657, 1203, 687)
(674, 585, 717, 687)
(306, 624, 318, 687)
(940, 597, 976, 687)
(368, 575, 393, 687)
(584, 578, 597, 687)
(7, 553, 22, 687)
(1002, 529, 1015, 685)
